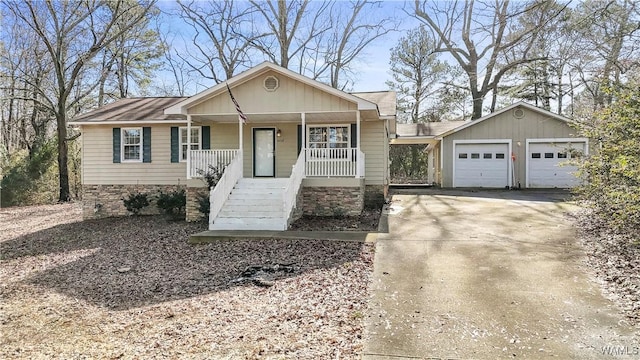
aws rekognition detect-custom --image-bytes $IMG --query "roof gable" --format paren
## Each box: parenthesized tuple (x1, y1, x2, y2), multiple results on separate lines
(164, 62, 378, 115)
(440, 102, 572, 138)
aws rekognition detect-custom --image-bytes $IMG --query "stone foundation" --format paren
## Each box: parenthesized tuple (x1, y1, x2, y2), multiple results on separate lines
(82, 184, 185, 220)
(186, 187, 209, 222)
(300, 185, 364, 216)
(83, 181, 384, 221)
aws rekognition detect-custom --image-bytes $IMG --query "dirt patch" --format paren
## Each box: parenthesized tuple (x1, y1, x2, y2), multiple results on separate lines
(573, 209, 640, 325)
(0, 203, 374, 359)
(289, 209, 381, 232)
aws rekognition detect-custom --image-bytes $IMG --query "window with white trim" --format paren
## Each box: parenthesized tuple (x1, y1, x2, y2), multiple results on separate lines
(308, 125, 349, 149)
(122, 128, 142, 162)
(307, 125, 350, 158)
(179, 126, 201, 162)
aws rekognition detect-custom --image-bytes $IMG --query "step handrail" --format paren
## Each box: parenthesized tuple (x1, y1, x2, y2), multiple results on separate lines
(282, 150, 306, 226)
(209, 150, 243, 228)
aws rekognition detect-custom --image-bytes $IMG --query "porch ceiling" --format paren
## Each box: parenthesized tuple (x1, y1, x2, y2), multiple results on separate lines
(190, 109, 380, 123)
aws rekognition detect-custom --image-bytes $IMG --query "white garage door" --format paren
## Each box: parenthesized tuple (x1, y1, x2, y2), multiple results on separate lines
(528, 142, 586, 188)
(454, 143, 509, 187)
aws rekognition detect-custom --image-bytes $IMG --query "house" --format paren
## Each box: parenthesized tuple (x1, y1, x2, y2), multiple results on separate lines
(70, 62, 395, 230)
(391, 102, 588, 188)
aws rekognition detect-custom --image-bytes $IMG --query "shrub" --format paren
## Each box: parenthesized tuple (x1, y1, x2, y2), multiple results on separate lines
(575, 82, 640, 240)
(122, 192, 150, 215)
(197, 164, 226, 189)
(197, 192, 210, 221)
(1, 141, 57, 207)
(156, 189, 186, 220)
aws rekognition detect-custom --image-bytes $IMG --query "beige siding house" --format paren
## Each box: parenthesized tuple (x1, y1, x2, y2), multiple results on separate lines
(71, 62, 395, 230)
(392, 102, 587, 188)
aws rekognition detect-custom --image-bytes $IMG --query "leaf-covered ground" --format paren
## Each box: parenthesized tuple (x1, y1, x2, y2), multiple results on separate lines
(289, 209, 380, 231)
(0, 203, 374, 359)
(573, 209, 640, 325)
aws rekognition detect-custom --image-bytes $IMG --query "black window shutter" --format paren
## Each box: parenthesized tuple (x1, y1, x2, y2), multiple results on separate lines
(113, 128, 121, 163)
(350, 123, 357, 148)
(202, 126, 211, 150)
(143, 127, 151, 163)
(297, 125, 302, 154)
(170, 126, 179, 163)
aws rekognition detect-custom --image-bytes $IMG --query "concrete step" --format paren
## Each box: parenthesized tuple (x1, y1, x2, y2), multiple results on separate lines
(222, 203, 284, 212)
(223, 198, 283, 206)
(228, 192, 282, 200)
(210, 217, 287, 231)
(218, 210, 284, 218)
(238, 178, 288, 185)
(236, 179, 287, 189)
(210, 178, 290, 230)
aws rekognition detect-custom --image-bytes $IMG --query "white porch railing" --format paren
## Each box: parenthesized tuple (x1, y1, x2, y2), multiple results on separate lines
(304, 147, 363, 177)
(209, 150, 243, 227)
(190, 149, 238, 178)
(283, 150, 306, 224)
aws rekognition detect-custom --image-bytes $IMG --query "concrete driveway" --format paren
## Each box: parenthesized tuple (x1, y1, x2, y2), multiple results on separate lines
(364, 190, 639, 359)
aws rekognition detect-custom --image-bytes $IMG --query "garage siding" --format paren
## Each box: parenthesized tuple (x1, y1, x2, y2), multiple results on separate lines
(441, 106, 577, 188)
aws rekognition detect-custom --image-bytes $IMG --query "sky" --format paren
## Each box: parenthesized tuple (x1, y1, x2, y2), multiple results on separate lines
(156, 0, 419, 94)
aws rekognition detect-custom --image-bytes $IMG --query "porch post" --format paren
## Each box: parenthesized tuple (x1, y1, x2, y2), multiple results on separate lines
(427, 145, 434, 184)
(356, 111, 361, 149)
(356, 110, 362, 178)
(187, 114, 192, 179)
(301, 112, 306, 150)
(238, 114, 243, 154)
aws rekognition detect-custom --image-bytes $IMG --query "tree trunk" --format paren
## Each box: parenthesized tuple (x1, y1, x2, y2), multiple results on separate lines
(57, 114, 71, 202)
(556, 64, 563, 114)
(471, 91, 483, 120)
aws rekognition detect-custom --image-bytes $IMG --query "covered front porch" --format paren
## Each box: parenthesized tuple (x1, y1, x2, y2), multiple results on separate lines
(182, 112, 366, 230)
(184, 110, 366, 180)
(162, 62, 382, 229)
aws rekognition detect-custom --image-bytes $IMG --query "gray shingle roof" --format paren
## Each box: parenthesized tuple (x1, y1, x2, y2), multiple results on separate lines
(352, 91, 396, 117)
(71, 97, 188, 123)
(396, 121, 466, 137)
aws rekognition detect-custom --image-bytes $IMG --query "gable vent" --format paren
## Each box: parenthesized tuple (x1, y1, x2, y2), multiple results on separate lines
(513, 108, 525, 119)
(264, 76, 279, 91)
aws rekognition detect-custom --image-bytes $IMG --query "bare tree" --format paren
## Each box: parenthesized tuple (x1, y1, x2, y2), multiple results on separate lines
(176, 0, 259, 84)
(571, 0, 640, 109)
(413, 0, 569, 119)
(322, 0, 396, 89)
(5, 0, 157, 202)
(249, 0, 333, 71)
(0, 17, 54, 156)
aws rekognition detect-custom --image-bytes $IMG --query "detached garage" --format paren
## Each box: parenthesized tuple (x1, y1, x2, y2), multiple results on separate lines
(439, 102, 588, 188)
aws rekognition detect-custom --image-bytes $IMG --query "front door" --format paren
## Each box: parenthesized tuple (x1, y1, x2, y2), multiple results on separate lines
(253, 128, 276, 177)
